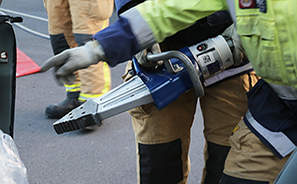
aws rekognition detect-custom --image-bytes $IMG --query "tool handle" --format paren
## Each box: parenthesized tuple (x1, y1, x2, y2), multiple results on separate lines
(146, 51, 204, 97)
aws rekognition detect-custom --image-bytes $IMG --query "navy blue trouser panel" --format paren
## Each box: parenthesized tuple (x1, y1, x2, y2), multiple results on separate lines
(204, 142, 230, 184)
(50, 33, 70, 55)
(139, 138, 183, 184)
(219, 173, 269, 184)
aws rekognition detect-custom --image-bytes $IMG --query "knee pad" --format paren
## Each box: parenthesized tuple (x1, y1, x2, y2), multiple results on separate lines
(138, 139, 183, 184)
(204, 141, 230, 184)
(50, 33, 70, 55)
(220, 173, 269, 184)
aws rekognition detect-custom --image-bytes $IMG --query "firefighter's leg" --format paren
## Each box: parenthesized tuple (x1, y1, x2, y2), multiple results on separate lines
(200, 71, 259, 184)
(128, 88, 197, 184)
(43, 0, 77, 53)
(121, 59, 197, 184)
(220, 120, 290, 184)
(43, 0, 82, 119)
(69, 0, 113, 102)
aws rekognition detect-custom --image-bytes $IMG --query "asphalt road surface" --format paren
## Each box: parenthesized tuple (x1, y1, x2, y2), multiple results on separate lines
(1, 1, 205, 183)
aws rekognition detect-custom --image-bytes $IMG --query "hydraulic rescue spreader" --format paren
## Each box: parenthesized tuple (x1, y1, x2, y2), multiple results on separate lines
(53, 35, 234, 134)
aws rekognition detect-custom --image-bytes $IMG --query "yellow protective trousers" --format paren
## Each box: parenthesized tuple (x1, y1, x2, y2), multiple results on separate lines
(200, 71, 259, 183)
(123, 60, 259, 184)
(43, 0, 113, 101)
(222, 120, 290, 184)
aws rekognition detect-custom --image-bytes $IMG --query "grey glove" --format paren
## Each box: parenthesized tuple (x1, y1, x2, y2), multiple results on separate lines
(221, 24, 247, 66)
(134, 43, 163, 67)
(40, 40, 106, 85)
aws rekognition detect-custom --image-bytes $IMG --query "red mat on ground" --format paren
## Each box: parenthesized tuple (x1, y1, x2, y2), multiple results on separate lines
(16, 48, 41, 77)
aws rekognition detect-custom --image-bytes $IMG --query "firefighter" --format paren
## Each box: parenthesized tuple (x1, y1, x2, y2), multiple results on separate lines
(43, 0, 113, 118)
(41, 0, 297, 183)
(116, 1, 259, 183)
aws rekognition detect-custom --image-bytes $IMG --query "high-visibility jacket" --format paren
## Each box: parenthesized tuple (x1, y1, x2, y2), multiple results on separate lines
(95, 0, 297, 89)
(231, 0, 297, 88)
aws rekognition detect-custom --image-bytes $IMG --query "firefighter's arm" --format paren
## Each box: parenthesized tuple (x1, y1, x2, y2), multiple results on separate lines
(135, 0, 228, 43)
(94, 0, 228, 65)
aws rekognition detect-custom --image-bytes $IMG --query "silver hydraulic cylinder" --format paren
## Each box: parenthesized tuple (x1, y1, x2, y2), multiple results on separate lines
(53, 75, 154, 134)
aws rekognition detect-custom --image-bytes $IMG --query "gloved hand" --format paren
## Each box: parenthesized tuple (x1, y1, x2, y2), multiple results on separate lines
(40, 40, 106, 85)
(134, 43, 163, 67)
(221, 24, 247, 66)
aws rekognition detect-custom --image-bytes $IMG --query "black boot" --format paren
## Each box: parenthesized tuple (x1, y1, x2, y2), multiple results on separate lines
(45, 91, 81, 119)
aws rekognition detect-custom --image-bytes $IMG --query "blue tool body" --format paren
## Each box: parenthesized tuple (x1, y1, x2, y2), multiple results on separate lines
(133, 47, 203, 110)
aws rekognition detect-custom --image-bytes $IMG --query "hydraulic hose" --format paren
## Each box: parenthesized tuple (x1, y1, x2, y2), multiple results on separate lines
(0, 8, 50, 39)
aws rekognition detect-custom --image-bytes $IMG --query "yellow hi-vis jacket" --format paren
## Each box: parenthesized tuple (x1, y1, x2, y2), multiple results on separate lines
(132, 0, 297, 88)
(233, 0, 297, 88)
